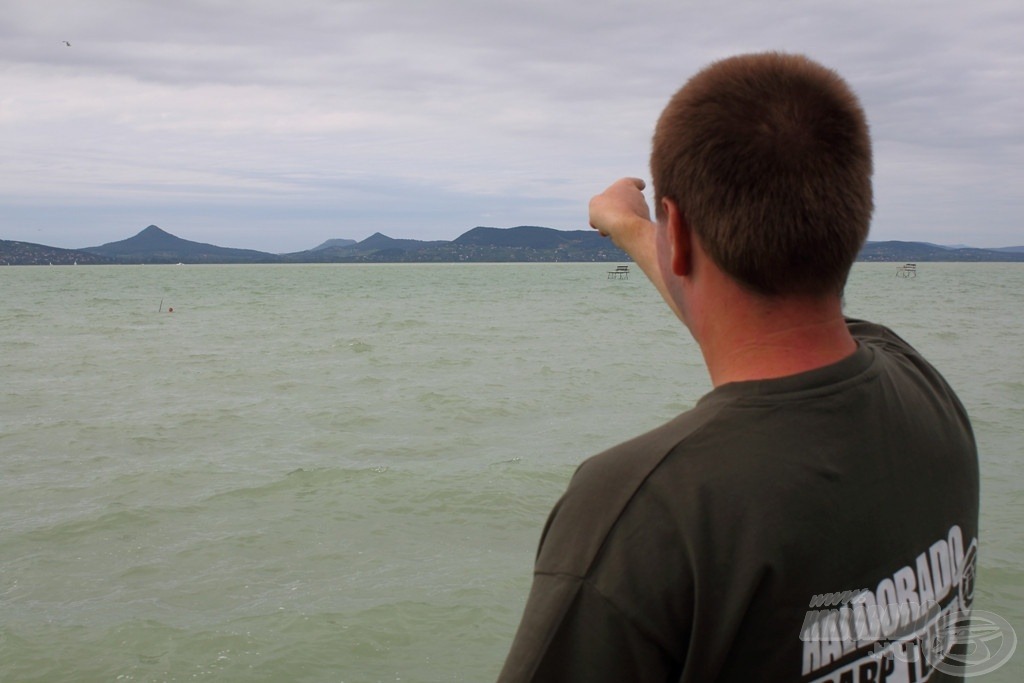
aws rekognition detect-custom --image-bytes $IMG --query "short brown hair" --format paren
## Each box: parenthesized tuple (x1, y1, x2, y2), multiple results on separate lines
(651, 53, 873, 296)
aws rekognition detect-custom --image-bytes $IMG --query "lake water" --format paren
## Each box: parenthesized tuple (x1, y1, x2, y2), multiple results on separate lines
(1, 262, 1021, 682)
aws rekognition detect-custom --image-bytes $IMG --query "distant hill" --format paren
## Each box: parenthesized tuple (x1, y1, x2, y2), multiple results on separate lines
(282, 232, 451, 262)
(283, 226, 627, 263)
(857, 241, 1024, 262)
(0, 239, 113, 266)
(441, 226, 626, 261)
(83, 225, 282, 264)
(4, 225, 1024, 265)
(310, 238, 357, 251)
(456, 225, 582, 249)
(357, 232, 448, 252)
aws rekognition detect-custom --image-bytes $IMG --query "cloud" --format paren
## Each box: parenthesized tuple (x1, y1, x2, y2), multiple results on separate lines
(1, 0, 1021, 250)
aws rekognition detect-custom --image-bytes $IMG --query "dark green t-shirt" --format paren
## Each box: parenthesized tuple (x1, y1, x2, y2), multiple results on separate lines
(499, 320, 979, 682)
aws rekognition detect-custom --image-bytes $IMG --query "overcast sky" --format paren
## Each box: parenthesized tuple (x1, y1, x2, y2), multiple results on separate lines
(2, 0, 1021, 252)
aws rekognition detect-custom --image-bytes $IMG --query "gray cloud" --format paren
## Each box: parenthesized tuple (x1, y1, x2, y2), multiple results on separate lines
(1, 0, 1020, 250)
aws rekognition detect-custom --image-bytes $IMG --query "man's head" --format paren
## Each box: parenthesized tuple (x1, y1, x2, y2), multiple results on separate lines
(651, 52, 873, 297)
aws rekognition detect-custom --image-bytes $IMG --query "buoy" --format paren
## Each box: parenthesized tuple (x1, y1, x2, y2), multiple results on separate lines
(168, 307, 174, 313)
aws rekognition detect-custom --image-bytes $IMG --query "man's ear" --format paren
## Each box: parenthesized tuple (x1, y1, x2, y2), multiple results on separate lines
(662, 198, 692, 277)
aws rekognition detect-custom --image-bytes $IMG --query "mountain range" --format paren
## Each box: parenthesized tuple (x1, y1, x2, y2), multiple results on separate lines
(1, 225, 1022, 266)
(0, 225, 628, 265)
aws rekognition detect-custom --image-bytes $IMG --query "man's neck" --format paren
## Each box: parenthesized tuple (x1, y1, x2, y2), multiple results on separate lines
(697, 291, 856, 387)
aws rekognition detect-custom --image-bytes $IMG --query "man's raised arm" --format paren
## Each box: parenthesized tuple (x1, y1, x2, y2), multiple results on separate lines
(589, 177, 678, 317)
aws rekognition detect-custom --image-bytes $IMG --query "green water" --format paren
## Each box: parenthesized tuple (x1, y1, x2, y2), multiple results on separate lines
(1, 263, 1020, 681)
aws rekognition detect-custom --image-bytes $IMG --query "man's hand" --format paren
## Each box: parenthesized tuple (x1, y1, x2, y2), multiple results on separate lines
(589, 177, 659, 276)
(589, 177, 654, 251)
(590, 177, 681, 319)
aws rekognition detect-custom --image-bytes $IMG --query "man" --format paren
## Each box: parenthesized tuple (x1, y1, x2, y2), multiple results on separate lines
(499, 53, 978, 682)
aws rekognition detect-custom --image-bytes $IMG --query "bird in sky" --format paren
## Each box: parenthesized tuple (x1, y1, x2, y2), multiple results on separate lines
(62, 41, 71, 47)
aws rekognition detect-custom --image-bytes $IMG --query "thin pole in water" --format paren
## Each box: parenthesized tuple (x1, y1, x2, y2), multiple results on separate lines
(158, 298, 163, 313)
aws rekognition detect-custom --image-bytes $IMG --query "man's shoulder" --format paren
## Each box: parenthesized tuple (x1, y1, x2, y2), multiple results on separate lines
(846, 317, 921, 357)
(577, 410, 706, 482)
(847, 317, 970, 416)
(534, 405, 721, 577)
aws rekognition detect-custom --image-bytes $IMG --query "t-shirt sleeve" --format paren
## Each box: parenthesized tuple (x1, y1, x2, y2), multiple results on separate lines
(497, 572, 676, 682)
(499, 415, 705, 681)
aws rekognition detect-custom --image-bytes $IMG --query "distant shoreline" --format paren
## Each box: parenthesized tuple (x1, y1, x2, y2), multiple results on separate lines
(3, 226, 1023, 266)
